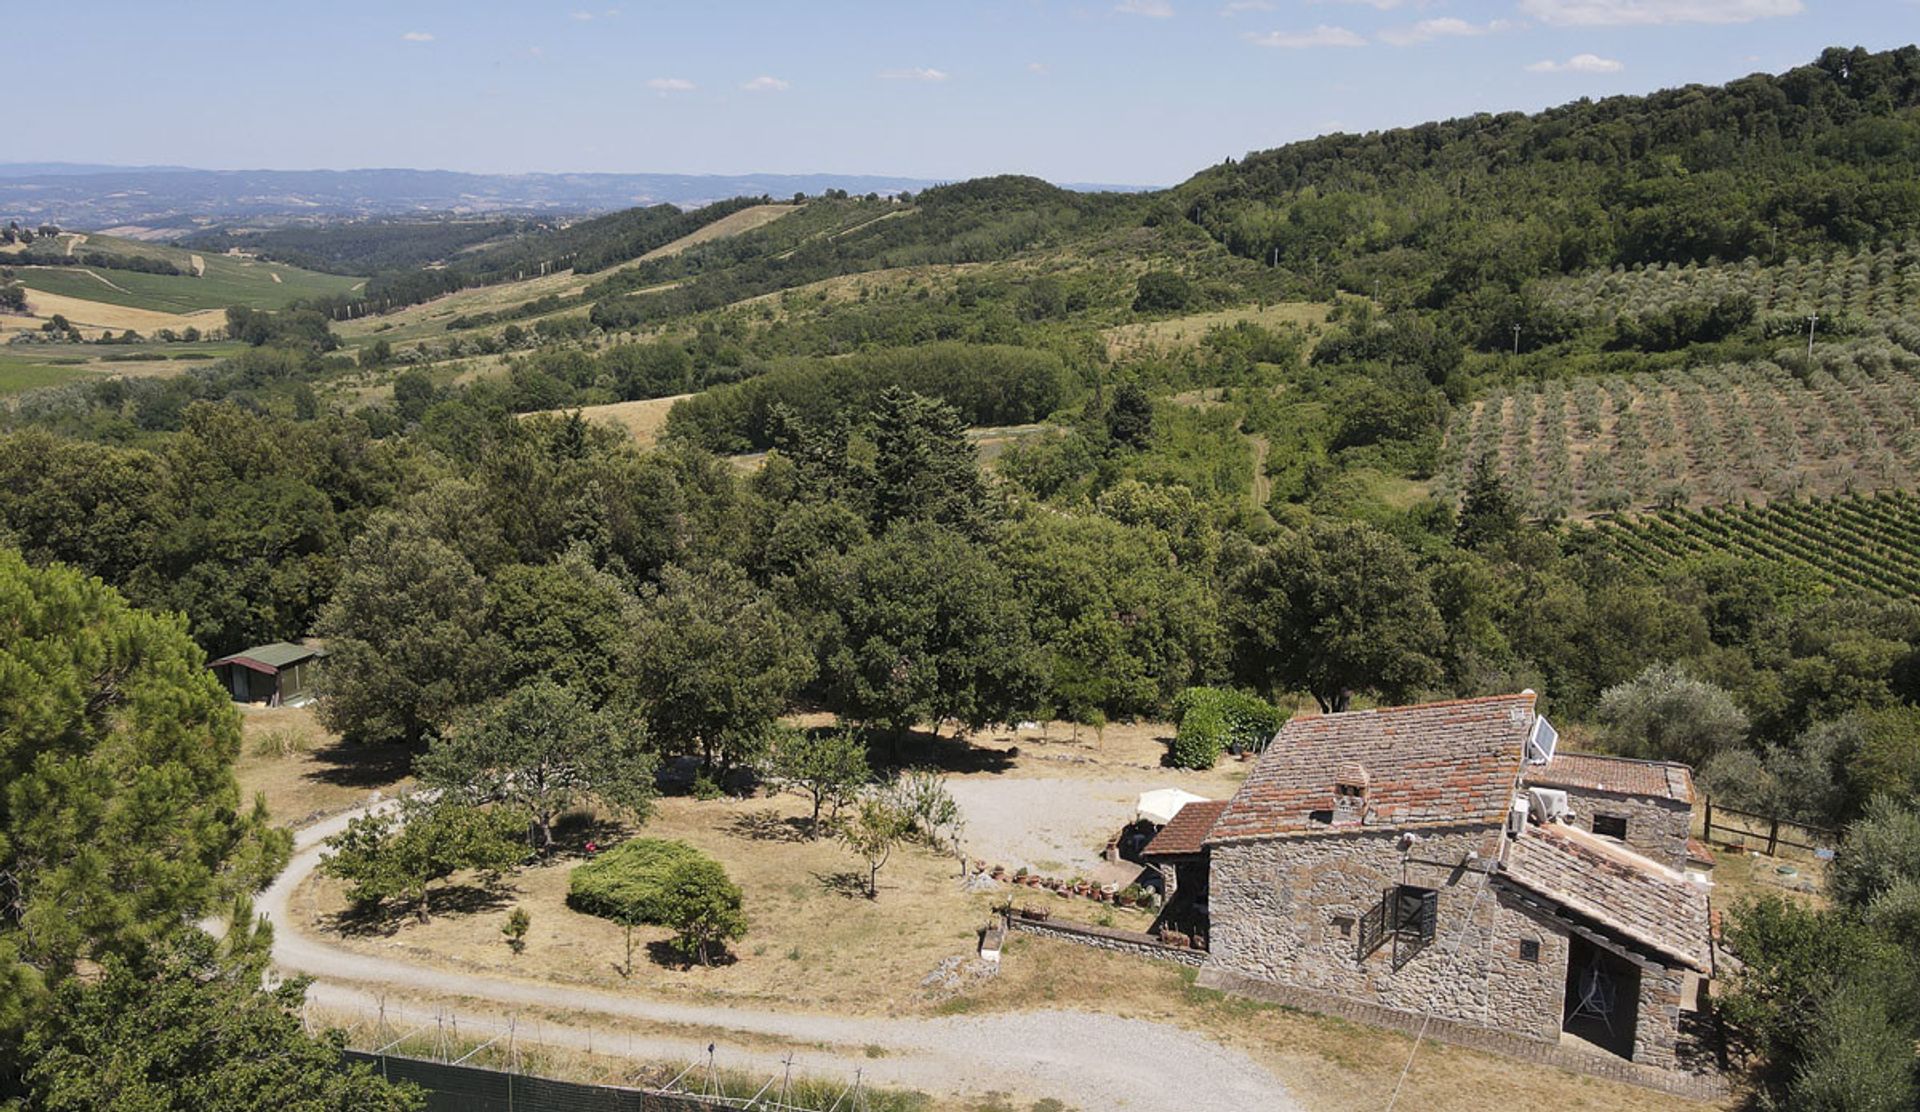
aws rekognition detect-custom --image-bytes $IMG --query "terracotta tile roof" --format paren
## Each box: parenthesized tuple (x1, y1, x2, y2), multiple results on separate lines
(1142, 800, 1229, 858)
(1686, 838, 1716, 867)
(1207, 693, 1537, 843)
(1499, 823, 1711, 971)
(1525, 751, 1695, 804)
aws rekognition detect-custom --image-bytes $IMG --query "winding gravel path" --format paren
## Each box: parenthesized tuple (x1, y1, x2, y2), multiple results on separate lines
(262, 804, 1299, 1111)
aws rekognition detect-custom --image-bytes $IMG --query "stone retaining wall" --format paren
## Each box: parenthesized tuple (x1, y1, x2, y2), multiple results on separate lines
(1005, 915, 1207, 967)
(1195, 968, 1728, 1101)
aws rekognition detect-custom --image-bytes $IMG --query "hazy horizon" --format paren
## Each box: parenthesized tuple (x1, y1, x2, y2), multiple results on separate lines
(23, 1, 1914, 186)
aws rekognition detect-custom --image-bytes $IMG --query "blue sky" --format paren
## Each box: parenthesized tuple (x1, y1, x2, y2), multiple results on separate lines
(26, 1, 1917, 186)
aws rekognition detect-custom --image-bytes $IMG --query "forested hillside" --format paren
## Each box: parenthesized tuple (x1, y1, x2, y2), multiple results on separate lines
(1179, 45, 1920, 337)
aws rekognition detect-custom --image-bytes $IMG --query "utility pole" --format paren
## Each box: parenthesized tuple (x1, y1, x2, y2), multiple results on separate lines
(1511, 323, 1521, 357)
(1807, 311, 1819, 362)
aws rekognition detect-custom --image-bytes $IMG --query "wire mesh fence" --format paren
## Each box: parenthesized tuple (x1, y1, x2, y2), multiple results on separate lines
(325, 1001, 888, 1112)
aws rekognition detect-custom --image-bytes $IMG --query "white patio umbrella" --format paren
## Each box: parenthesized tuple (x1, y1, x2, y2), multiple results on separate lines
(1135, 788, 1211, 826)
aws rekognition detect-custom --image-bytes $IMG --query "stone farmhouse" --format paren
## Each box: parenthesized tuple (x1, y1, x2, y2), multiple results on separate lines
(1148, 692, 1711, 1072)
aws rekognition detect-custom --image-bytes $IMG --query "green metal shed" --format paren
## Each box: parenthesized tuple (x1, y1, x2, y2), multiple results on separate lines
(209, 642, 326, 707)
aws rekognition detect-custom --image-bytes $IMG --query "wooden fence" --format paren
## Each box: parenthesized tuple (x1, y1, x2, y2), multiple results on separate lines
(1702, 798, 1836, 857)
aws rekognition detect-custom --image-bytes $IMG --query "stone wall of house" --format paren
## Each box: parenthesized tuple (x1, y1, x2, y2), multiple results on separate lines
(1634, 964, 1688, 1070)
(1561, 790, 1690, 870)
(1484, 893, 1572, 1042)
(1207, 824, 1566, 1041)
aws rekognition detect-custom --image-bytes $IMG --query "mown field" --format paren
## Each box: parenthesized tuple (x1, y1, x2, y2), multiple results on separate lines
(1437, 328, 1920, 516)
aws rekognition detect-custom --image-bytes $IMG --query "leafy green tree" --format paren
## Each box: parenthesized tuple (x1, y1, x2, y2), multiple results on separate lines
(1784, 977, 1918, 1112)
(315, 511, 501, 745)
(1132, 270, 1193, 313)
(319, 800, 525, 923)
(1230, 521, 1445, 712)
(629, 562, 813, 774)
(840, 795, 911, 899)
(814, 522, 1044, 737)
(1596, 664, 1748, 767)
(21, 931, 422, 1112)
(765, 726, 871, 837)
(1826, 796, 1920, 947)
(418, 680, 657, 850)
(653, 855, 748, 967)
(0, 548, 288, 1080)
(486, 553, 638, 707)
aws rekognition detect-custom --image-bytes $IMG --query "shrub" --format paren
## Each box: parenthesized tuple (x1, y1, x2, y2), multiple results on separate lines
(567, 839, 746, 967)
(1172, 686, 1288, 755)
(566, 839, 706, 921)
(1170, 701, 1227, 770)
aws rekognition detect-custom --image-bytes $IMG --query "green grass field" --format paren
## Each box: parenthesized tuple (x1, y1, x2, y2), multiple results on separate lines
(0, 351, 94, 394)
(0, 340, 247, 395)
(9, 234, 362, 313)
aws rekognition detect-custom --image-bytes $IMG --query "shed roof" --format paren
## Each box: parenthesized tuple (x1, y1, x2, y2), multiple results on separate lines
(1525, 751, 1694, 804)
(210, 642, 324, 673)
(1499, 823, 1711, 971)
(1207, 693, 1537, 843)
(1142, 800, 1230, 858)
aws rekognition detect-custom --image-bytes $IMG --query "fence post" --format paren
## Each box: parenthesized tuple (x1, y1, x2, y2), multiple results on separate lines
(1704, 797, 1713, 843)
(1767, 817, 1779, 857)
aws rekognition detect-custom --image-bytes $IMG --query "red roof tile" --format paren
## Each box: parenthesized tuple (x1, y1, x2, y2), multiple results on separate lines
(1142, 800, 1229, 858)
(1686, 838, 1716, 867)
(1526, 751, 1695, 804)
(1207, 693, 1537, 843)
(1500, 823, 1711, 971)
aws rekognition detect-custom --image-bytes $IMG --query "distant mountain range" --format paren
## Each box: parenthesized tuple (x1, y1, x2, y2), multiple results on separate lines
(0, 165, 1154, 234)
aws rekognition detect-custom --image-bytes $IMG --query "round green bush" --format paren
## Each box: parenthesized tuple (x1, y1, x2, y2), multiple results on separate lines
(566, 838, 707, 924)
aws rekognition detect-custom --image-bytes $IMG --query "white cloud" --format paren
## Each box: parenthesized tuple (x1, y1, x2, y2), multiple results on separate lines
(1115, 0, 1175, 15)
(1244, 24, 1368, 48)
(878, 67, 950, 82)
(741, 75, 790, 92)
(1219, 0, 1274, 12)
(571, 10, 594, 20)
(647, 77, 696, 92)
(1526, 52, 1626, 73)
(1519, 0, 1800, 25)
(1027, 61, 1049, 74)
(400, 30, 433, 42)
(1378, 17, 1513, 45)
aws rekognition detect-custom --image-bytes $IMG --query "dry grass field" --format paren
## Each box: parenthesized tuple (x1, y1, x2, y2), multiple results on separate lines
(232, 706, 413, 829)
(520, 394, 693, 449)
(1, 287, 229, 338)
(1102, 301, 1329, 360)
(639, 204, 799, 262)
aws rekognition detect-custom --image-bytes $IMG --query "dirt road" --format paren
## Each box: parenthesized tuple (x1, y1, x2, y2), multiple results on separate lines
(261, 803, 1298, 1111)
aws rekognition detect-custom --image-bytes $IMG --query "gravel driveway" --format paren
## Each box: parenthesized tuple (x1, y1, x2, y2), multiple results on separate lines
(264, 804, 1297, 1111)
(950, 777, 1224, 885)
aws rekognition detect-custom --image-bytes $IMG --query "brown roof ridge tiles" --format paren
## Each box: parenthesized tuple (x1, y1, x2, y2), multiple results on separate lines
(1207, 692, 1537, 844)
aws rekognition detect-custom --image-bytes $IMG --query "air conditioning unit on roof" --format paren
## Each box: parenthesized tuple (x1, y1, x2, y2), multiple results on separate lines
(1527, 788, 1573, 825)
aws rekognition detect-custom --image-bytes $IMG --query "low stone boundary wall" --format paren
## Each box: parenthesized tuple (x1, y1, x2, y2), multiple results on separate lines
(1194, 968, 1728, 1101)
(1005, 914, 1206, 967)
